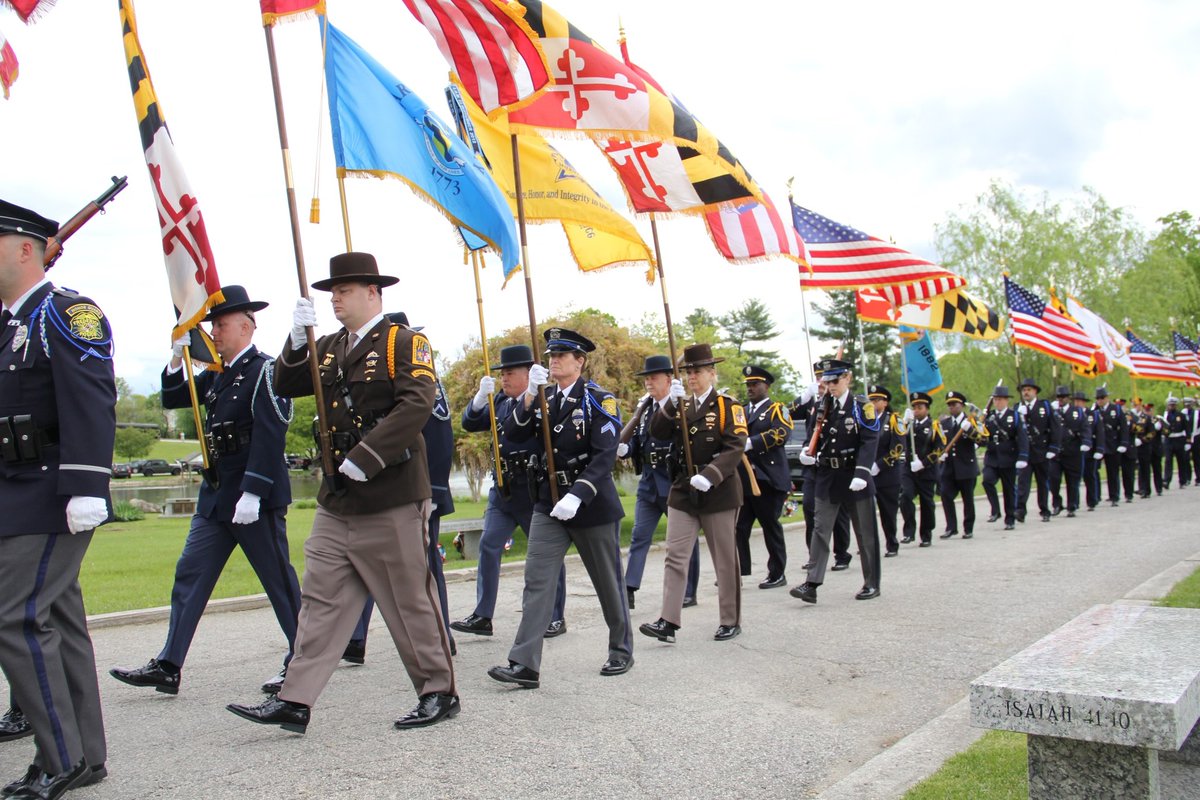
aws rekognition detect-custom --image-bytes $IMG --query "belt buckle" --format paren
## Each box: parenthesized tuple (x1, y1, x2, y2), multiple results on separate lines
(829, 457, 840, 469)
(556, 471, 571, 487)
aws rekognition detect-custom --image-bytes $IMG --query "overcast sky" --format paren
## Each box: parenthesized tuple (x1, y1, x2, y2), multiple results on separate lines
(3, 1, 1198, 392)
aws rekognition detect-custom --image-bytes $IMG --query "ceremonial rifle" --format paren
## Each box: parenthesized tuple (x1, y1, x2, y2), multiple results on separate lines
(43, 176, 128, 269)
(941, 378, 1002, 458)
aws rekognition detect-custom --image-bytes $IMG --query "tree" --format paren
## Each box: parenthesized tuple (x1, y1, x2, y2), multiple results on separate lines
(718, 299, 779, 359)
(809, 291, 900, 393)
(113, 427, 156, 460)
(285, 396, 319, 461)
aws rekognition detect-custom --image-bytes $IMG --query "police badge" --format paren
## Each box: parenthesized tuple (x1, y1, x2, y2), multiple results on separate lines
(11, 324, 27, 352)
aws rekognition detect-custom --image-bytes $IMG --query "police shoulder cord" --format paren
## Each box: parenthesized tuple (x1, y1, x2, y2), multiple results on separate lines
(852, 397, 882, 432)
(252, 358, 294, 425)
(35, 292, 114, 362)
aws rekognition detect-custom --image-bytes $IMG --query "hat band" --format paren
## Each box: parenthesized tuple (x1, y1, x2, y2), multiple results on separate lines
(546, 338, 585, 352)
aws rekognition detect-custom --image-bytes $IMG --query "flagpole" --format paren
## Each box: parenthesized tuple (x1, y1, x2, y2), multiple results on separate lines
(180, 347, 214, 481)
(897, 325, 916, 454)
(799, 283, 814, 371)
(263, 20, 338, 489)
(857, 312, 870, 388)
(336, 174, 353, 250)
(788, 181, 815, 372)
(649, 214, 696, 477)
(471, 249, 505, 491)
(510, 133, 560, 502)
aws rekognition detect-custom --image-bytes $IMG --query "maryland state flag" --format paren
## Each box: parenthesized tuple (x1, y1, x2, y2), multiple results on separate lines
(120, 0, 223, 359)
(446, 82, 654, 282)
(857, 287, 1004, 341)
(0, 28, 16, 99)
(2, 1, 50, 23)
(260, 0, 325, 26)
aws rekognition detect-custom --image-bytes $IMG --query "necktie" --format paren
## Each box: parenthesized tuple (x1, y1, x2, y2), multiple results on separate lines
(0, 309, 10, 326)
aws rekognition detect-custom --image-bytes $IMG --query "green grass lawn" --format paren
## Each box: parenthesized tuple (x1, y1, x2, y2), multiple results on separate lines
(1156, 566, 1200, 608)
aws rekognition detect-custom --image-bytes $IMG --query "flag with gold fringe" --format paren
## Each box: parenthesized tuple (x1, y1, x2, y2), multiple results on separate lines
(1, 1, 51, 24)
(260, 0, 325, 26)
(856, 287, 1004, 341)
(703, 194, 809, 269)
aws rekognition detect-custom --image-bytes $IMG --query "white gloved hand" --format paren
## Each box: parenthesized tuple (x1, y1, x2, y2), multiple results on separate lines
(743, 438, 753, 452)
(1047, 451, 1057, 460)
(689, 474, 713, 492)
(550, 493, 581, 521)
(800, 382, 817, 405)
(869, 463, 880, 476)
(960, 417, 973, 431)
(1187, 444, 1193, 452)
(1154, 421, 1163, 431)
(338, 459, 367, 482)
(431, 502, 438, 512)
(525, 364, 549, 399)
(471, 375, 496, 411)
(291, 298, 317, 349)
(171, 333, 191, 359)
(1080, 444, 1091, 452)
(1017, 403, 1028, 416)
(902, 408, 914, 424)
(1015, 460, 1028, 470)
(938, 453, 948, 463)
(1117, 445, 1127, 454)
(910, 458, 925, 473)
(616, 442, 630, 458)
(1135, 438, 1143, 447)
(66, 496, 108, 534)
(849, 477, 867, 492)
(667, 378, 686, 407)
(232, 492, 261, 525)
(1093, 451, 1104, 461)
(799, 452, 816, 466)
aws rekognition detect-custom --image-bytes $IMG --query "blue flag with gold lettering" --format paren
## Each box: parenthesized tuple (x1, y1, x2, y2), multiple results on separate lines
(900, 325, 943, 396)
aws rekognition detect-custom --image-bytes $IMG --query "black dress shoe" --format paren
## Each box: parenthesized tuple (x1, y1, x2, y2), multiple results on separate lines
(830, 560, 851, 571)
(1016, 514, 1026, 524)
(487, 663, 539, 689)
(801, 561, 814, 570)
(0, 707, 32, 743)
(987, 513, 1001, 523)
(1110, 500, 1120, 507)
(939, 530, 958, 539)
(962, 532, 974, 539)
(77, 764, 106, 789)
(1086, 505, 1095, 512)
(884, 550, 898, 558)
(1051, 506, 1064, 517)
(626, 587, 636, 609)
(682, 596, 698, 608)
(226, 697, 310, 734)
(543, 619, 567, 638)
(856, 586, 880, 600)
(449, 614, 494, 636)
(109, 658, 180, 694)
(899, 535, 915, 544)
(1066, 510, 1076, 518)
(918, 541, 931, 547)
(790, 582, 818, 603)
(8, 760, 88, 800)
(713, 625, 741, 641)
(342, 639, 366, 664)
(1041, 513, 1051, 522)
(600, 655, 634, 676)
(1003, 523, 1015, 531)
(1125, 497, 1134, 503)
(393, 693, 460, 729)
(639, 618, 678, 643)
(261, 667, 286, 695)
(3, 765, 41, 797)
(758, 574, 787, 589)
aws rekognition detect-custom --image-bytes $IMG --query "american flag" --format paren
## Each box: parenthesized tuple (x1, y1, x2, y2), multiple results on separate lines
(791, 202, 966, 292)
(703, 194, 808, 268)
(1127, 329, 1200, 384)
(1004, 276, 1097, 367)
(1173, 331, 1200, 372)
(401, 0, 551, 115)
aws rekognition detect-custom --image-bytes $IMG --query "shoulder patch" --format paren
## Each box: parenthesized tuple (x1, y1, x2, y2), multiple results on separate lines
(732, 402, 748, 429)
(65, 303, 106, 342)
(412, 334, 433, 369)
(411, 368, 436, 382)
(862, 402, 876, 422)
(602, 396, 618, 417)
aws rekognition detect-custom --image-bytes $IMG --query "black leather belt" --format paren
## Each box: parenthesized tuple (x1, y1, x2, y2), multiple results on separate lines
(818, 456, 855, 469)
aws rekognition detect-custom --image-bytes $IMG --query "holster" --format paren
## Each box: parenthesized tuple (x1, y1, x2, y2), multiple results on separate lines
(0, 415, 53, 465)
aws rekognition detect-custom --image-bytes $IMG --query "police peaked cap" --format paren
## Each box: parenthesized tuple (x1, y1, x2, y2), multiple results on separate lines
(742, 365, 774, 384)
(1018, 377, 1041, 392)
(543, 327, 595, 354)
(909, 392, 932, 406)
(203, 285, 269, 321)
(815, 358, 853, 378)
(491, 344, 535, 370)
(636, 354, 674, 376)
(945, 391, 968, 404)
(867, 384, 891, 401)
(0, 199, 58, 243)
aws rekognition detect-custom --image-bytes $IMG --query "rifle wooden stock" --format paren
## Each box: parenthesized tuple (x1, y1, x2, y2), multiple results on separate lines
(942, 401, 986, 455)
(619, 396, 652, 445)
(806, 393, 832, 457)
(43, 176, 128, 268)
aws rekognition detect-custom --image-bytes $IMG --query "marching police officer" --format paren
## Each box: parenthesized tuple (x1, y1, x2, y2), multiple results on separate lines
(1015, 378, 1060, 523)
(1083, 391, 1108, 511)
(1117, 399, 1139, 503)
(868, 386, 905, 556)
(1163, 396, 1192, 489)
(899, 392, 944, 547)
(1140, 402, 1165, 496)
(0, 698, 30, 743)
(1129, 400, 1156, 498)
(0, 199, 115, 795)
(981, 386, 1028, 531)
(487, 327, 632, 688)
(1095, 387, 1130, 507)
(735, 365, 793, 587)
(111, 286, 301, 697)
(938, 391, 987, 539)
(1056, 390, 1094, 517)
(791, 371, 854, 570)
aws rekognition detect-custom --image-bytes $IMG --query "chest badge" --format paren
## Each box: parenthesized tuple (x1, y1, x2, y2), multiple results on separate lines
(11, 324, 28, 351)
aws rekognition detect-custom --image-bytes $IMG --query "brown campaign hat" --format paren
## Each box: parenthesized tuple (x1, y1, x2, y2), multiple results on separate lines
(678, 343, 723, 368)
(311, 252, 399, 292)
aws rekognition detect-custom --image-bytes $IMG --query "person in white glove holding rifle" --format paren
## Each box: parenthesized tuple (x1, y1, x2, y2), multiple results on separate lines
(487, 327, 632, 690)
(937, 391, 988, 539)
(899, 392, 946, 547)
(639, 344, 749, 644)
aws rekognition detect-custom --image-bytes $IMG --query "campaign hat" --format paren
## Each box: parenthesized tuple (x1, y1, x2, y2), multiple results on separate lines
(312, 252, 399, 291)
(491, 344, 535, 370)
(636, 354, 674, 376)
(203, 285, 268, 321)
(386, 311, 424, 332)
(678, 343, 723, 368)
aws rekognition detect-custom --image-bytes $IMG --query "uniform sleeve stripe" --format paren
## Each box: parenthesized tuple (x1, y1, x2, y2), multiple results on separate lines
(358, 442, 387, 470)
(59, 464, 113, 475)
(577, 479, 597, 495)
(245, 471, 274, 485)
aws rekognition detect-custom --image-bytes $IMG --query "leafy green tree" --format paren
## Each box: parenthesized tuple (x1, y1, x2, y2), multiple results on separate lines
(719, 299, 779, 359)
(285, 396, 319, 461)
(809, 291, 900, 393)
(113, 428, 156, 460)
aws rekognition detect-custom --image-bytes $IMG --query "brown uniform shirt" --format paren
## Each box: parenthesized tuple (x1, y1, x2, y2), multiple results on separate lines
(651, 390, 748, 514)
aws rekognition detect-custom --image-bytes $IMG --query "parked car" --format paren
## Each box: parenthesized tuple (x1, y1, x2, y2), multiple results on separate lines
(140, 459, 181, 477)
(111, 463, 133, 479)
(285, 454, 313, 470)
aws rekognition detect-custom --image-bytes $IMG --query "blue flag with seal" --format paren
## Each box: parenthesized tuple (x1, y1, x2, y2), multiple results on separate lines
(900, 325, 943, 396)
(323, 19, 519, 277)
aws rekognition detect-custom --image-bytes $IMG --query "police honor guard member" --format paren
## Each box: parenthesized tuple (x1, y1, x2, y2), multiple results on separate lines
(1055, 390, 1094, 517)
(791, 372, 855, 570)
(1015, 378, 1060, 523)
(1082, 392, 1108, 510)
(1117, 398, 1140, 503)
(1186, 397, 1200, 484)
(617, 355, 700, 611)
(981, 386, 1029, 531)
(790, 358, 882, 604)
(1094, 387, 1131, 507)
(110, 286, 302, 697)
(1163, 396, 1192, 489)
(1129, 399, 1162, 498)
(451, 344, 569, 637)
(639, 344, 748, 644)
(228, 252, 459, 733)
(899, 392, 945, 547)
(867, 386, 905, 557)
(0, 200, 114, 796)
(487, 327, 633, 689)
(735, 365, 793, 587)
(937, 391, 987, 539)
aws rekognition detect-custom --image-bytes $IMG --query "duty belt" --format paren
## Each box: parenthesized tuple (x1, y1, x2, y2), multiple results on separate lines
(818, 449, 857, 469)
(0, 416, 57, 465)
(1169, 432, 1187, 438)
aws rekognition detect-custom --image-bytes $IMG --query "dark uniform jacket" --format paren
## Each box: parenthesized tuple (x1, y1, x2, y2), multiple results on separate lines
(873, 409, 907, 489)
(274, 319, 435, 515)
(162, 345, 292, 521)
(0, 283, 116, 536)
(626, 395, 673, 503)
(1097, 402, 1130, 453)
(1165, 409, 1190, 440)
(1129, 409, 1154, 447)
(938, 412, 987, 479)
(1086, 406, 1108, 455)
(462, 391, 538, 504)
(508, 377, 623, 527)
(906, 415, 945, 481)
(1018, 399, 1060, 462)
(425, 379, 455, 519)
(651, 389, 748, 514)
(811, 391, 880, 504)
(1057, 405, 1094, 457)
(740, 397, 793, 494)
(982, 406, 1029, 468)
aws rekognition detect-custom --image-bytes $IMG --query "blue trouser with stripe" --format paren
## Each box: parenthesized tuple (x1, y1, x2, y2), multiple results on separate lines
(472, 486, 566, 622)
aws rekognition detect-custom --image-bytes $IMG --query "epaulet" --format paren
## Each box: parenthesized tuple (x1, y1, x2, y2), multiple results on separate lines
(51, 287, 81, 299)
(586, 381, 620, 423)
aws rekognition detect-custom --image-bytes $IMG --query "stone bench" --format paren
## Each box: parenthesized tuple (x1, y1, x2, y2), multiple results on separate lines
(161, 497, 197, 517)
(457, 527, 485, 560)
(970, 603, 1200, 799)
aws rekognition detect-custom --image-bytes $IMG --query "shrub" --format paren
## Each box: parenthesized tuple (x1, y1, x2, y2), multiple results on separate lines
(112, 501, 145, 522)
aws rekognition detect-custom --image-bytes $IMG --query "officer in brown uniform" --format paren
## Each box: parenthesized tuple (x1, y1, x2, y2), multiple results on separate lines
(639, 344, 749, 644)
(226, 252, 458, 733)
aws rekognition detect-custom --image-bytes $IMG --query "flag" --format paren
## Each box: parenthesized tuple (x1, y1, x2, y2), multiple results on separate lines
(2, 1, 49, 23)
(0, 28, 16, 99)
(1049, 290, 1134, 375)
(703, 194, 807, 267)
(401, 0, 551, 116)
(260, 0, 325, 26)
(1003, 276, 1096, 367)
(1126, 328, 1200, 384)
(323, 20, 520, 277)
(900, 325, 943, 395)
(1172, 331, 1200, 373)
(445, 81, 653, 281)
(792, 201, 967, 291)
(121, 0, 224, 345)
(856, 287, 1004, 340)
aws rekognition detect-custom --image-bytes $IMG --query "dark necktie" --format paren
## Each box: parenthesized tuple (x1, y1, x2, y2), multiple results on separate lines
(0, 309, 11, 326)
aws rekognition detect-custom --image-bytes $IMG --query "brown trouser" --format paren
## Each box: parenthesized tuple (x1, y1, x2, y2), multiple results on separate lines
(660, 507, 740, 628)
(279, 501, 455, 707)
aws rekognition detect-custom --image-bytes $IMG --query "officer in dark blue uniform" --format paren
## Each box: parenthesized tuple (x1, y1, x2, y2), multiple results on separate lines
(1083, 391, 1108, 510)
(1163, 396, 1192, 489)
(867, 385, 905, 556)
(1015, 378, 1060, 523)
(1056, 390, 1094, 517)
(791, 368, 854, 570)
(938, 391, 987, 539)
(452, 344, 569, 637)
(735, 365, 793, 587)
(981, 386, 1028, 530)
(1095, 387, 1130, 507)
(110, 286, 301, 697)
(618, 355, 699, 610)
(899, 392, 944, 546)
(0, 199, 115, 796)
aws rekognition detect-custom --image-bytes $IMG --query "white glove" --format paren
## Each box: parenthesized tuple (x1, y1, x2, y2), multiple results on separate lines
(800, 382, 817, 405)
(1135, 438, 1142, 447)
(1117, 445, 1127, 454)
(938, 453, 948, 463)
(1154, 421, 1163, 431)
(1188, 444, 1193, 452)
(959, 417, 973, 431)
(910, 458, 924, 473)
(232, 492, 261, 525)
(525, 364, 549, 399)
(689, 474, 712, 492)
(743, 438, 753, 452)
(550, 493, 581, 521)
(291, 298, 317, 349)
(616, 442, 630, 458)
(1017, 403, 1028, 416)
(1015, 460, 1028, 470)
(338, 459, 367, 482)
(869, 463, 880, 476)
(471, 375, 496, 411)
(1093, 451, 1104, 461)
(902, 408, 914, 424)
(431, 502, 438, 512)
(1047, 451, 1057, 460)
(667, 378, 685, 407)
(65, 496, 108, 534)
(799, 452, 816, 466)
(171, 333, 191, 359)
(1080, 444, 1091, 452)
(849, 477, 867, 492)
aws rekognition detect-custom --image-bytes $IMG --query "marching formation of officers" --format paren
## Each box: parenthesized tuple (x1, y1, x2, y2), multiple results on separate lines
(3, 192, 1200, 798)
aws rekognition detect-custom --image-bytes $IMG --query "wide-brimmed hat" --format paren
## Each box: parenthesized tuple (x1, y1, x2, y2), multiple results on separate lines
(1018, 377, 1041, 393)
(1054, 385, 1071, 397)
(203, 285, 268, 321)
(678, 343, 723, 368)
(636, 354, 674, 376)
(992, 385, 1012, 398)
(312, 252, 399, 292)
(1072, 390, 1088, 401)
(0, 199, 57, 243)
(1095, 386, 1109, 399)
(491, 344, 535, 370)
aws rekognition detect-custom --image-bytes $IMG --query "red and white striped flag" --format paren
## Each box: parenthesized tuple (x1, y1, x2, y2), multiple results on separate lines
(1004, 275, 1097, 368)
(1172, 331, 1200, 373)
(260, 0, 325, 26)
(703, 194, 807, 268)
(401, 0, 551, 115)
(1127, 329, 1200, 384)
